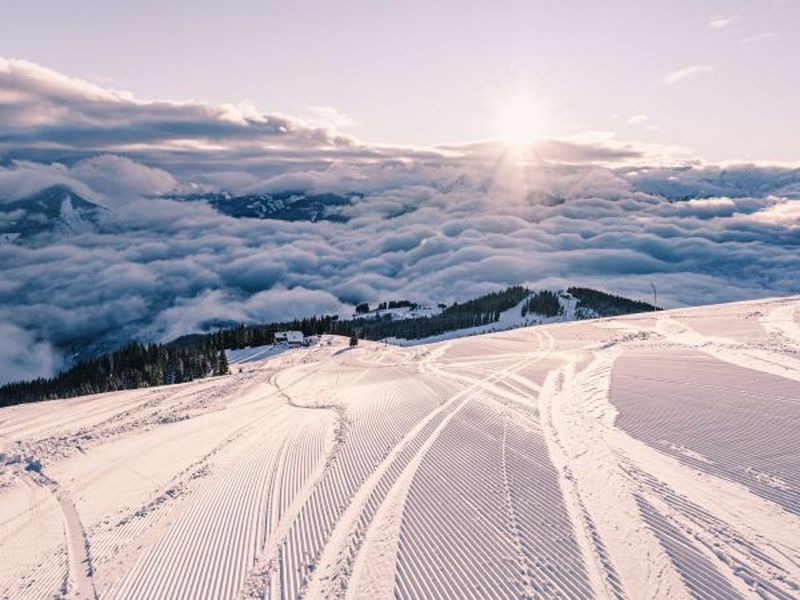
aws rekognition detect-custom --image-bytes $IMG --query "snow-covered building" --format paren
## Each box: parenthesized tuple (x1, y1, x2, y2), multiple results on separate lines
(275, 330, 305, 346)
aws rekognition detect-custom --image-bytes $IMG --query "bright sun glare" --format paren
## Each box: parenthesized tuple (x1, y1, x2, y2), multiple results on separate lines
(493, 95, 547, 147)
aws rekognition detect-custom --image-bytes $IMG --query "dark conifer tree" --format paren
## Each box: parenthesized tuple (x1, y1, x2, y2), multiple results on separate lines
(216, 350, 229, 375)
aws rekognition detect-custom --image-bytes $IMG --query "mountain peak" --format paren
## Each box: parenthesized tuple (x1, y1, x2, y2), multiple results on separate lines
(0, 185, 105, 239)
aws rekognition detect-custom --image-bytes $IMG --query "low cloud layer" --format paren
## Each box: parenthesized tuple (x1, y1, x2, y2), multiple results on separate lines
(2, 153, 799, 384)
(1, 59, 799, 384)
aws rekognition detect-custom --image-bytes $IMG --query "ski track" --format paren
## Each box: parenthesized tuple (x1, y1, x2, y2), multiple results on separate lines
(342, 354, 549, 600)
(47, 476, 98, 600)
(2, 297, 800, 599)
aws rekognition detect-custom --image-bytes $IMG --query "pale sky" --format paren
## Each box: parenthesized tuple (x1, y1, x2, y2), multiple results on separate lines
(2, 0, 798, 161)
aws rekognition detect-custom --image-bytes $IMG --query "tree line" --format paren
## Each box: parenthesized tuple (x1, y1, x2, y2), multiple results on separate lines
(567, 287, 659, 317)
(521, 290, 562, 317)
(0, 342, 229, 407)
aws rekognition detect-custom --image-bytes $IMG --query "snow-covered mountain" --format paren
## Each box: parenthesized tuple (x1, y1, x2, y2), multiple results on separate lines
(174, 190, 357, 222)
(0, 185, 105, 240)
(2, 295, 799, 599)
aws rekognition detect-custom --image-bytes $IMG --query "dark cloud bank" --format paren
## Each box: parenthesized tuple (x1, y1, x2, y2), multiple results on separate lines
(1, 58, 799, 384)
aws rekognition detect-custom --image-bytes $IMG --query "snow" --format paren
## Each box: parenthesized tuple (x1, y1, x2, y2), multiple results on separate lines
(226, 343, 291, 364)
(2, 297, 800, 599)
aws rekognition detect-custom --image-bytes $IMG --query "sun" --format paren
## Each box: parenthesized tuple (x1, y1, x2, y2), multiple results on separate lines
(493, 95, 547, 147)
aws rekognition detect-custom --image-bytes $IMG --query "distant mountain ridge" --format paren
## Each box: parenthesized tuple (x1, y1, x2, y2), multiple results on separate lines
(0, 185, 105, 240)
(174, 190, 358, 222)
(0, 186, 358, 244)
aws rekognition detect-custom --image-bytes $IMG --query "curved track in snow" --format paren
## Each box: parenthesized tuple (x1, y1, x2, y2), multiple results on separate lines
(2, 296, 800, 599)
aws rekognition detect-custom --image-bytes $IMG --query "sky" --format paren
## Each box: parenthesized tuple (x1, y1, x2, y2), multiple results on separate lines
(2, 0, 798, 162)
(1, 1, 800, 385)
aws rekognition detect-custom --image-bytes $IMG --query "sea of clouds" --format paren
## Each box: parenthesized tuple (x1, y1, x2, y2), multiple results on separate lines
(1, 57, 799, 384)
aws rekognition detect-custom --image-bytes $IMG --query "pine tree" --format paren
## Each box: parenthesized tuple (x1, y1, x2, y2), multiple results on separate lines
(217, 350, 229, 375)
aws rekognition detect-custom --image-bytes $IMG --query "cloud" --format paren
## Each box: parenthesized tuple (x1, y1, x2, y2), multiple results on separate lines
(709, 15, 736, 29)
(305, 106, 356, 131)
(0, 160, 101, 203)
(441, 138, 658, 166)
(0, 322, 62, 384)
(0, 155, 179, 210)
(746, 199, 800, 226)
(0, 56, 686, 185)
(70, 155, 177, 200)
(663, 65, 714, 85)
(627, 114, 649, 125)
(740, 32, 777, 45)
(0, 57, 362, 172)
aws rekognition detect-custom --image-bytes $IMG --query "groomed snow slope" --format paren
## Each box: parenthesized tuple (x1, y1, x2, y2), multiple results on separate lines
(2, 296, 800, 599)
